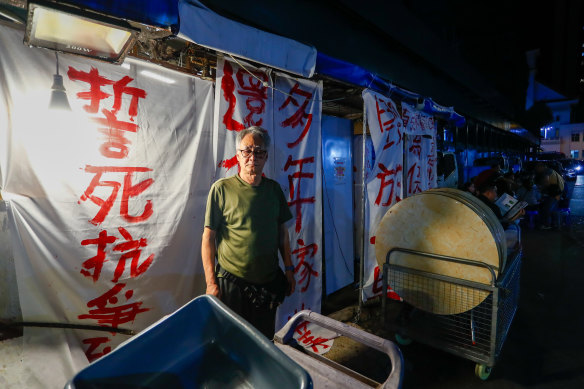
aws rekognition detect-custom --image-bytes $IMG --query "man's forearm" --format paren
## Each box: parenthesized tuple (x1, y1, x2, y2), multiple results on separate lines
(201, 228, 217, 288)
(279, 224, 292, 267)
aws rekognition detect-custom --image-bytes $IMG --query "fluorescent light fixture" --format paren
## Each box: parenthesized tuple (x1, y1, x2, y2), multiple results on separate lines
(140, 70, 176, 84)
(24, 1, 137, 63)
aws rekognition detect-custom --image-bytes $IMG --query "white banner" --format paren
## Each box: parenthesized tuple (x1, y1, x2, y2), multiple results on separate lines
(402, 103, 437, 195)
(361, 90, 404, 301)
(213, 57, 273, 178)
(214, 60, 323, 329)
(0, 24, 214, 388)
(272, 73, 323, 330)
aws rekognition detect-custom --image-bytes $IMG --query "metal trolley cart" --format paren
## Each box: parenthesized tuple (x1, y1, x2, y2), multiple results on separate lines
(381, 248, 521, 380)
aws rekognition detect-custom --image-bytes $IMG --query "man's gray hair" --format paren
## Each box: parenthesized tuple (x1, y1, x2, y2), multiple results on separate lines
(236, 126, 270, 149)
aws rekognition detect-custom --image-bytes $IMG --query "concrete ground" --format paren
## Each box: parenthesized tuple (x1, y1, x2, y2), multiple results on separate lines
(322, 176, 584, 388)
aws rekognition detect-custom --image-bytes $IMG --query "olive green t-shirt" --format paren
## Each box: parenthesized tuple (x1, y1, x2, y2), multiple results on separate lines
(204, 174, 293, 284)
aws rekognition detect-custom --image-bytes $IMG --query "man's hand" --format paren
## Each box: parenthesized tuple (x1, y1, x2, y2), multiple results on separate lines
(509, 208, 526, 223)
(285, 270, 296, 296)
(206, 283, 220, 297)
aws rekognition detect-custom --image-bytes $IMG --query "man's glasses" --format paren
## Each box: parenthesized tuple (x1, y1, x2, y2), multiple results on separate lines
(238, 148, 267, 158)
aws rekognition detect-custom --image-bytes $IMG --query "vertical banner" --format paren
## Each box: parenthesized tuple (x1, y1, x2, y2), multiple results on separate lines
(213, 57, 273, 178)
(361, 90, 404, 300)
(402, 103, 437, 194)
(273, 73, 323, 331)
(0, 24, 214, 388)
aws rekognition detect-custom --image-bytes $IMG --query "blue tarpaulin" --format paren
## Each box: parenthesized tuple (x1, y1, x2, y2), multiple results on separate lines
(316, 52, 466, 127)
(62, 0, 179, 31)
(177, 0, 317, 78)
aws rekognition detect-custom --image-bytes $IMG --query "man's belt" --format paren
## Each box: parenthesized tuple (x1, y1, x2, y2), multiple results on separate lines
(216, 264, 286, 310)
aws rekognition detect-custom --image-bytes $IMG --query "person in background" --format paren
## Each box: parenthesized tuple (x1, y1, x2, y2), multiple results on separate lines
(201, 126, 296, 338)
(476, 176, 524, 229)
(516, 175, 541, 211)
(462, 179, 477, 196)
(535, 163, 564, 229)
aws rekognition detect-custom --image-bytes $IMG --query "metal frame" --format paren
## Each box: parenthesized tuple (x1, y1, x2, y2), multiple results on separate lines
(382, 247, 521, 370)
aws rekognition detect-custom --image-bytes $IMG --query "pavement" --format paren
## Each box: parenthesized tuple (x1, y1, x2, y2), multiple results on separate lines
(322, 176, 584, 388)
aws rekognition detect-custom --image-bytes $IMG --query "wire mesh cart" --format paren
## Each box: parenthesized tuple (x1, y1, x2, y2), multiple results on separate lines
(381, 248, 521, 380)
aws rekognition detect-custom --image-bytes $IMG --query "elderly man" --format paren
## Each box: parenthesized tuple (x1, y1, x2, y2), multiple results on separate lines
(201, 126, 295, 338)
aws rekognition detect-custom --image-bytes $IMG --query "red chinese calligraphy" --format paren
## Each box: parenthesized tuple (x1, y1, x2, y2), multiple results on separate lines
(427, 140, 436, 183)
(92, 109, 139, 159)
(375, 163, 403, 206)
(78, 283, 149, 328)
(221, 61, 268, 131)
(80, 228, 154, 282)
(67, 66, 114, 114)
(112, 227, 154, 282)
(80, 165, 154, 225)
(82, 337, 112, 362)
(407, 162, 423, 195)
(374, 96, 402, 150)
(111, 76, 147, 119)
(279, 82, 314, 148)
(294, 321, 330, 353)
(218, 155, 239, 171)
(409, 135, 422, 158)
(284, 155, 315, 233)
(292, 239, 319, 293)
(372, 266, 402, 300)
(80, 230, 117, 282)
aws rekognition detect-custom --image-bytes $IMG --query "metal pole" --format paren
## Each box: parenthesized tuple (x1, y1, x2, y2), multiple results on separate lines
(402, 133, 408, 198)
(357, 111, 367, 320)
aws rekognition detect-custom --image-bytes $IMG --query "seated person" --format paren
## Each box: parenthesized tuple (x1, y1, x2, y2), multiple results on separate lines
(516, 175, 541, 210)
(477, 180, 524, 250)
(461, 180, 477, 196)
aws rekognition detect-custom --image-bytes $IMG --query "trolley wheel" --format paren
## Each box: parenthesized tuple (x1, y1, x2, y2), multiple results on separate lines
(474, 364, 492, 380)
(395, 333, 412, 346)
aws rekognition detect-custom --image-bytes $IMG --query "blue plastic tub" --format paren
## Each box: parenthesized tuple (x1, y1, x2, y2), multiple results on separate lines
(65, 295, 312, 389)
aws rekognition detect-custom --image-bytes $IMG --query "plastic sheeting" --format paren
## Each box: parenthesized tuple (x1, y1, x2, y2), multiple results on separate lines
(178, 0, 317, 78)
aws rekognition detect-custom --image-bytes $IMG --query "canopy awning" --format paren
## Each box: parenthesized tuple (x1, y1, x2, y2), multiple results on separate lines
(177, 0, 316, 78)
(316, 52, 466, 127)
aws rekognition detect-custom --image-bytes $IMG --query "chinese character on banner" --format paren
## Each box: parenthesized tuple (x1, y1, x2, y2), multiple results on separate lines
(82, 337, 112, 362)
(284, 155, 315, 233)
(221, 60, 269, 131)
(78, 283, 150, 329)
(409, 135, 422, 158)
(68, 67, 147, 159)
(80, 166, 154, 225)
(294, 321, 332, 354)
(375, 163, 403, 206)
(374, 95, 402, 151)
(80, 227, 155, 283)
(279, 82, 313, 148)
(292, 239, 319, 293)
(427, 138, 437, 185)
(407, 162, 423, 195)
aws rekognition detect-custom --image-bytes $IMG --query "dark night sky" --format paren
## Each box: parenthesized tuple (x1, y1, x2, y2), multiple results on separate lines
(407, 0, 582, 100)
